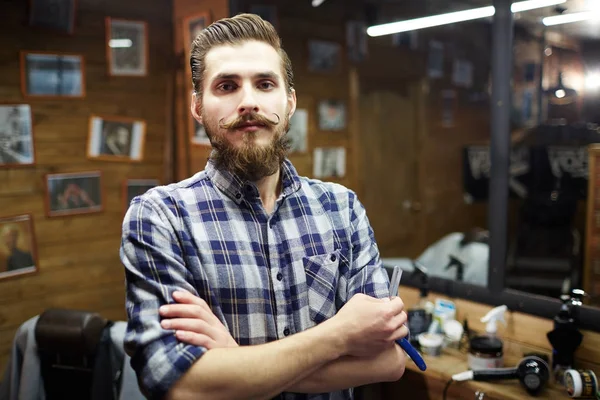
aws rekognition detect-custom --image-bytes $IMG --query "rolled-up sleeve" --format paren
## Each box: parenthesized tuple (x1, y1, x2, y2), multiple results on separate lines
(120, 195, 206, 400)
(346, 192, 390, 299)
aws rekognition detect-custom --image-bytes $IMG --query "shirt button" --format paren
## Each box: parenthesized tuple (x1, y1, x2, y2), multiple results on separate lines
(276, 272, 283, 281)
(283, 328, 290, 336)
(330, 254, 337, 262)
(235, 193, 242, 199)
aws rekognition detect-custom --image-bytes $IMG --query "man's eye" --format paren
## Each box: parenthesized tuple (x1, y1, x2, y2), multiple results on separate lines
(219, 83, 236, 91)
(259, 81, 275, 90)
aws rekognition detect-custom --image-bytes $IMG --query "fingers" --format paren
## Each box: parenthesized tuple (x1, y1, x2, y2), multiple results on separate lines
(174, 330, 215, 349)
(386, 296, 405, 314)
(161, 318, 221, 338)
(388, 323, 410, 342)
(172, 291, 211, 311)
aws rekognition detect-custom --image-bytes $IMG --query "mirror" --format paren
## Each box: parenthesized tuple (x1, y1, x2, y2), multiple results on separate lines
(355, 0, 600, 328)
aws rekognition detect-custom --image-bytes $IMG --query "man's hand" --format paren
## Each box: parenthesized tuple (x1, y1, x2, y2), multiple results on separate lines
(329, 293, 408, 358)
(159, 291, 238, 349)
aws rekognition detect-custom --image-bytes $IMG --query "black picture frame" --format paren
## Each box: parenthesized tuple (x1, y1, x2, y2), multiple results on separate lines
(28, 0, 76, 34)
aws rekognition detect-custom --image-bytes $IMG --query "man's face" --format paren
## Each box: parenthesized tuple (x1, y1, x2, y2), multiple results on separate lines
(192, 40, 297, 181)
(2, 229, 17, 250)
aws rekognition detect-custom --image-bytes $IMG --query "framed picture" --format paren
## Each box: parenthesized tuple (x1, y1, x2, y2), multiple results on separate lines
(313, 147, 346, 179)
(428, 40, 444, 79)
(87, 115, 146, 162)
(249, 4, 278, 30)
(288, 109, 308, 153)
(441, 89, 457, 128)
(0, 214, 38, 281)
(29, 0, 76, 34)
(106, 18, 148, 77)
(0, 104, 35, 168)
(308, 40, 341, 73)
(346, 20, 368, 63)
(183, 12, 210, 61)
(318, 100, 346, 131)
(452, 59, 473, 88)
(123, 178, 160, 213)
(45, 171, 104, 217)
(20, 51, 85, 98)
(191, 119, 210, 146)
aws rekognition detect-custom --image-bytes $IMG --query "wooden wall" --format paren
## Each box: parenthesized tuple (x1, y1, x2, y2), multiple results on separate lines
(0, 0, 172, 375)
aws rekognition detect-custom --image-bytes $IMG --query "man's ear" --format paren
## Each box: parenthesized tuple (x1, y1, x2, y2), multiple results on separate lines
(287, 88, 297, 119)
(190, 92, 203, 124)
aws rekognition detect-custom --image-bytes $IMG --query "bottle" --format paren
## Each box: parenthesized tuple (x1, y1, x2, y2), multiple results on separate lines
(467, 305, 507, 370)
(407, 261, 433, 347)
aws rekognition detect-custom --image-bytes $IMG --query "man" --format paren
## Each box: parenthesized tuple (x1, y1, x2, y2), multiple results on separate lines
(2, 225, 34, 272)
(120, 13, 408, 400)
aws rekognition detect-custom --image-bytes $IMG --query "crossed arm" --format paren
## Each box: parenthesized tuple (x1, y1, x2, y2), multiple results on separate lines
(160, 291, 407, 399)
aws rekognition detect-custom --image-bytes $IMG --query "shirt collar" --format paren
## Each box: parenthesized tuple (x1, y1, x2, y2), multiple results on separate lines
(205, 158, 302, 204)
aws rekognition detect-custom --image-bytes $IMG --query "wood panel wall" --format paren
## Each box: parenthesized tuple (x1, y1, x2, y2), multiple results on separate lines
(0, 0, 172, 375)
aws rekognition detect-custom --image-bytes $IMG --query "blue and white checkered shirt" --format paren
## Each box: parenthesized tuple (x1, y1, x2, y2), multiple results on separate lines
(120, 159, 390, 400)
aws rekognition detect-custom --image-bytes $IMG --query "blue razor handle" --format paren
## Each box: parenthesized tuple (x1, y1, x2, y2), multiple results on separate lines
(389, 265, 427, 372)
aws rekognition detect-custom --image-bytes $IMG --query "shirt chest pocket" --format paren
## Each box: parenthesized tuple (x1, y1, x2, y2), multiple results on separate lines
(303, 250, 341, 324)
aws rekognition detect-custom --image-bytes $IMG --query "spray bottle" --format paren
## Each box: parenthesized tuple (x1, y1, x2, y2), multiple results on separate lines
(468, 305, 507, 370)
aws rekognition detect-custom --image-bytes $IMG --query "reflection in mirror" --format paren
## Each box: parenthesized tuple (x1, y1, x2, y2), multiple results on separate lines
(502, 3, 600, 308)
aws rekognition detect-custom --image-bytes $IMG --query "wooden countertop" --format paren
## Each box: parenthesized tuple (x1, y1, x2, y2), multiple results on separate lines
(404, 347, 571, 399)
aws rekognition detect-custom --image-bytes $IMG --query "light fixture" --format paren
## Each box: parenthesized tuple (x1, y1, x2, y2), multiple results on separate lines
(585, 72, 600, 91)
(367, 0, 566, 37)
(108, 39, 133, 48)
(542, 11, 598, 26)
(555, 89, 566, 98)
(312, 0, 326, 7)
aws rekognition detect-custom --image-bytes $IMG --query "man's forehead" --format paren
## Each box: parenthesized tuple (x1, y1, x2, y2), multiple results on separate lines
(204, 41, 283, 80)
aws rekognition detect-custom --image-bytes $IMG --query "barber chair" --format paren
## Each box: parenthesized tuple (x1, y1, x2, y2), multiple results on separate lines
(35, 308, 110, 400)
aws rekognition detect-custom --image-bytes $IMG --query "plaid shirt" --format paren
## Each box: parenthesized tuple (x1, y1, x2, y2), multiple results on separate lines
(120, 159, 390, 400)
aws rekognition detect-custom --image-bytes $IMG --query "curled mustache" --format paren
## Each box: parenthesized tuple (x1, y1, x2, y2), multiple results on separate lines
(218, 112, 280, 130)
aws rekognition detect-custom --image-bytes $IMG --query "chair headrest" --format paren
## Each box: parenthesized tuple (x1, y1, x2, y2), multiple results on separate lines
(35, 308, 109, 356)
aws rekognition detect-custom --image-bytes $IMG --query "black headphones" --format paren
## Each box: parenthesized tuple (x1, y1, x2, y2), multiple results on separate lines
(452, 356, 550, 396)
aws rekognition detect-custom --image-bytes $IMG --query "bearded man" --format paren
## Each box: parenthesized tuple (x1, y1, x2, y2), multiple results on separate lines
(120, 13, 408, 400)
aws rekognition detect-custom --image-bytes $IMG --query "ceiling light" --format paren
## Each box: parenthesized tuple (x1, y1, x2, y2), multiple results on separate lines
(312, 0, 326, 7)
(555, 89, 566, 98)
(367, 0, 566, 37)
(542, 11, 598, 26)
(108, 39, 132, 48)
(585, 72, 600, 91)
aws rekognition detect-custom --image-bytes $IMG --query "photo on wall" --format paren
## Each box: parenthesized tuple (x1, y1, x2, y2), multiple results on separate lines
(45, 171, 103, 217)
(106, 18, 148, 76)
(183, 12, 210, 61)
(318, 100, 346, 131)
(0, 104, 35, 168)
(21, 51, 85, 97)
(287, 109, 308, 153)
(87, 115, 146, 162)
(123, 179, 160, 213)
(191, 119, 210, 146)
(308, 40, 341, 73)
(29, 0, 76, 34)
(313, 147, 346, 179)
(0, 214, 38, 281)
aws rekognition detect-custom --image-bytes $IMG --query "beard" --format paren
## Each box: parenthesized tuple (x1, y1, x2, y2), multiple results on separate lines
(203, 109, 291, 182)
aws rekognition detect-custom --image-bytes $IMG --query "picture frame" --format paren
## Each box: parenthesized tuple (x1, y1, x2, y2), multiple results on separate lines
(318, 100, 346, 131)
(28, 0, 76, 34)
(20, 51, 85, 98)
(106, 17, 148, 77)
(45, 171, 104, 217)
(308, 40, 342, 73)
(187, 90, 210, 147)
(288, 109, 308, 154)
(313, 147, 346, 179)
(427, 40, 444, 79)
(0, 214, 38, 281)
(249, 4, 278, 31)
(123, 178, 160, 213)
(183, 12, 211, 62)
(87, 115, 146, 162)
(0, 104, 36, 168)
(346, 20, 368, 63)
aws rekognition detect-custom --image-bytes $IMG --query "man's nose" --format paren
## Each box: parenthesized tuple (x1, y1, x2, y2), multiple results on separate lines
(238, 85, 260, 115)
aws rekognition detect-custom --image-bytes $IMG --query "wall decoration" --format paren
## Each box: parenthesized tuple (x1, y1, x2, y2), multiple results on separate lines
(346, 20, 368, 63)
(427, 40, 444, 79)
(123, 179, 160, 213)
(182, 12, 210, 62)
(441, 89, 456, 128)
(313, 147, 346, 179)
(249, 4, 278, 31)
(452, 59, 473, 88)
(0, 104, 35, 168)
(191, 119, 210, 146)
(20, 51, 85, 98)
(106, 18, 148, 77)
(45, 171, 103, 217)
(391, 31, 418, 50)
(308, 40, 341, 73)
(318, 100, 346, 131)
(288, 109, 308, 153)
(87, 115, 146, 162)
(29, 0, 76, 34)
(0, 214, 38, 281)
